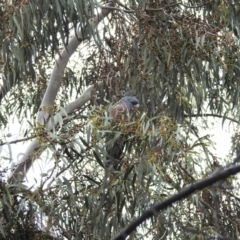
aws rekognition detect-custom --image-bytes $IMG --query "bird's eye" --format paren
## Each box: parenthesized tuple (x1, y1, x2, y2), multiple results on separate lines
(131, 100, 139, 105)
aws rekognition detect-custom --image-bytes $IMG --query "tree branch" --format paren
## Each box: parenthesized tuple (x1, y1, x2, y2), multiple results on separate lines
(9, 81, 104, 182)
(179, 0, 214, 9)
(184, 113, 239, 124)
(0, 136, 35, 146)
(99, 5, 135, 13)
(36, 1, 115, 124)
(9, 1, 115, 182)
(113, 156, 240, 240)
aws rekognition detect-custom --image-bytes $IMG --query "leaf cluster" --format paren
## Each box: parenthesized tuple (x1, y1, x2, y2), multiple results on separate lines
(2, 0, 240, 239)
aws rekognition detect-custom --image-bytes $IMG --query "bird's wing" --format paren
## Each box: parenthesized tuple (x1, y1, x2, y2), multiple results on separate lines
(110, 100, 128, 119)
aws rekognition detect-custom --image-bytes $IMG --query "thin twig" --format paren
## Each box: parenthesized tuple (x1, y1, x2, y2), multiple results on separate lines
(179, 0, 214, 9)
(0, 136, 36, 146)
(99, 5, 135, 13)
(184, 113, 239, 124)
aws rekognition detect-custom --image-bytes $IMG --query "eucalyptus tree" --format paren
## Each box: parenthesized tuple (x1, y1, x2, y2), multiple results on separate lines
(1, 0, 240, 239)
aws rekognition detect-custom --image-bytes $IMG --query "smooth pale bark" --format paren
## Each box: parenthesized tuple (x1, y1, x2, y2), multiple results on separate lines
(9, 81, 104, 182)
(37, 2, 115, 124)
(9, 2, 115, 182)
(46, 81, 104, 129)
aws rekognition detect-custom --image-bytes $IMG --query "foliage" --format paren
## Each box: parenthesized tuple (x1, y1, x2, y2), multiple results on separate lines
(1, 0, 240, 239)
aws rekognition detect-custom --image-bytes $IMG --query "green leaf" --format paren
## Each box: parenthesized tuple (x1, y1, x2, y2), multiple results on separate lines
(63, 177, 73, 195)
(82, 175, 101, 185)
(93, 150, 104, 168)
(123, 165, 134, 181)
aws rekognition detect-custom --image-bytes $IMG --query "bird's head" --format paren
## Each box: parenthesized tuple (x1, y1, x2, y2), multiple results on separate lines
(122, 96, 139, 111)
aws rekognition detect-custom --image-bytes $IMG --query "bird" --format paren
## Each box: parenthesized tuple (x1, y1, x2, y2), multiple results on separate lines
(109, 95, 139, 119)
(106, 94, 139, 169)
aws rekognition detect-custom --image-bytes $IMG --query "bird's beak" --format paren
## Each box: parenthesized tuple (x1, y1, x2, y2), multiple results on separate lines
(133, 104, 139, 109)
